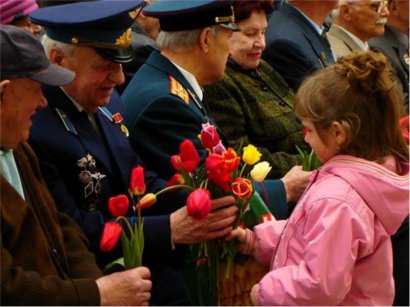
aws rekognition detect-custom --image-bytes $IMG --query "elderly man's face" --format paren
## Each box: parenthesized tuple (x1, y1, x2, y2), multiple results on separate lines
(61, 47, 125, 113)
(202, 27, 233, 85)
(0, 78, 47, 149)
(346, 0, 390, 41)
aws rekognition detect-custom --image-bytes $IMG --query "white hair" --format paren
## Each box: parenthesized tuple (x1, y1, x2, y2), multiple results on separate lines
(157, 26, 219, 51)
(41, 35, 77, 58)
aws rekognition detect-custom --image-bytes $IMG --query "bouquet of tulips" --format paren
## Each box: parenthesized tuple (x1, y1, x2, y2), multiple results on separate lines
(100, 165, 180, 270)
(167, 123, 274, 305)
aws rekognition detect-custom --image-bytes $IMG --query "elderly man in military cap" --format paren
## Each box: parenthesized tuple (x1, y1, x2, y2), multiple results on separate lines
(122, 0, 310, 218)
(0, 25, 152, 306)
(28, 0, 237, 305)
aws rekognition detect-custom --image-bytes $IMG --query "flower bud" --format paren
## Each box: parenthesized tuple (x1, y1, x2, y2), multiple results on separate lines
(232, 178, 253, 199)
(167, 173, 185, 186)
(108, 194, 129, 217)
(130, 165, 146, 196)
(180, 140, 200, 172)
(100, 222, 122, 252)
(242, 144, 261, 165)
(187, 188, 212, 220)
(200, 123, 220, 149)
(135, 193, 157, 210)
(250, 161, 272, 182)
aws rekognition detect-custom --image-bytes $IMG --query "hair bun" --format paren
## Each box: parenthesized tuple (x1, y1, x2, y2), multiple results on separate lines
(337, 51, 394, 94)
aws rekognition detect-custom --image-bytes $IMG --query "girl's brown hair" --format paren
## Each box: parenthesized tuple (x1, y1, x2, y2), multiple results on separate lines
(295, 50, 408, 164)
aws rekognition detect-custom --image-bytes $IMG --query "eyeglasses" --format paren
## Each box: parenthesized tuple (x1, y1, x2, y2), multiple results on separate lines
(349, 0, 389, 14)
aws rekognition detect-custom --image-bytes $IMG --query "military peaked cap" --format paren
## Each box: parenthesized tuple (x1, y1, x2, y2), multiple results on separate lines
(29, 0, 144, 63)
(143, 0, 239, 32)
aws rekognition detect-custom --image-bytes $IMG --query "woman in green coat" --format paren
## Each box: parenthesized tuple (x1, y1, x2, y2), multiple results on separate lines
(203, 0, 309, 178)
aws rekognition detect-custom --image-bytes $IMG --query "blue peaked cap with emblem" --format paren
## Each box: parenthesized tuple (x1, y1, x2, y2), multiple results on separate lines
(29, 0, 144, 63)
(143, 0, 239, 32)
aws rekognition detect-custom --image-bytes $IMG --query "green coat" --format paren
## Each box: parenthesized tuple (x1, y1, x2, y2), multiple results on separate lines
(203, 59, 309, 178)
(1, 143, 101, 305)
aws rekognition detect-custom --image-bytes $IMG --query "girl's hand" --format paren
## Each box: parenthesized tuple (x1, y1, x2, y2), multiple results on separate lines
(250, 284, 260, 305)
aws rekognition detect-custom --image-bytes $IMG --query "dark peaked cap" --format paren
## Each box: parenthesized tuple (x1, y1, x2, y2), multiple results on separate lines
(143, 0, 240, 32)
(29, 0, 144, 63)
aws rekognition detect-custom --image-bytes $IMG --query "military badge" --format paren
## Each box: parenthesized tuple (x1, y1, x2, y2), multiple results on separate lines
(112, 112, 129, 137)
(169, 76, 189, 104)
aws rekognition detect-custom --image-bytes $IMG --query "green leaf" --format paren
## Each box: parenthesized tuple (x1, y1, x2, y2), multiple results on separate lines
(102, 257, 125, 273)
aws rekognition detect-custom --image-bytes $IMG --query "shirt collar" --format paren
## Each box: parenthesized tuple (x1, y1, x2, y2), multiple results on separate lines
(171, 61, 203, 101)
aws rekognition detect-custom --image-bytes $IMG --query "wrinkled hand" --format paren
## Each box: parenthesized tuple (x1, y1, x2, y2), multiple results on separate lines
(96, 266, 152, 306)
(250, 283, 260, 306)
(170, 195, 237, 244)
(281, 165, 312, 202)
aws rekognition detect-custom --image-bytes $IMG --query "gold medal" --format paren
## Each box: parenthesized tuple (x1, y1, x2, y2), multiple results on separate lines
(121, 124, 129, 137)
(404, 53, 410, 65)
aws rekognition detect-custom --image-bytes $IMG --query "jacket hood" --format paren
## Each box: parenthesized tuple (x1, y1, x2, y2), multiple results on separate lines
(319, 155, 409, 235)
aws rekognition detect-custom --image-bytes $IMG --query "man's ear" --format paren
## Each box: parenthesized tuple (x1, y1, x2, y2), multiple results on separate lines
(340, 4, 352, 21)
(49, 48, 65, 66)
(198, 27, 212, 53)
(0, 80, 10, 102)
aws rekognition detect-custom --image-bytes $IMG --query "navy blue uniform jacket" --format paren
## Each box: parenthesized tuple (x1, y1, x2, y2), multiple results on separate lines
(262, 1, 335, 91)
(122, 51, 288, 219)
(29, 86, 183, 267)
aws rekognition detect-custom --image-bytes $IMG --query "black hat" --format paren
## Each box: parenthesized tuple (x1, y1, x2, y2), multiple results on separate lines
(29, 0, 144, 63)
(0, 25, 74, 86)
(143, 0, 240, 32)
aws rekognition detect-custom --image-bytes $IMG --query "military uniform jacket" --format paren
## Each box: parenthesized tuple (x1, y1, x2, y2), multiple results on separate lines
(369, 25, 409, 111)
(203, 59, 309, 178)
(122, 51, 289, 219)
(1, 143, 101, 305)
(262, 1, 335, 91)
(29, 86, 181, 267)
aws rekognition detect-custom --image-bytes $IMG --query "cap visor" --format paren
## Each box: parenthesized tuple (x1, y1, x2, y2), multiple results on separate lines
(220, 22, 240, 31)
(30, 64, 75, 86)
(94, 46, 134, 64)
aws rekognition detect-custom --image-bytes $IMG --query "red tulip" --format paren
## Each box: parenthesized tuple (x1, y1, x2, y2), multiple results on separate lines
(232, 178, 253, 199)
(108, 194, 129, 217)
(170, 155, 182, 171)
(187, 189, 212, 220)
(399, 116, 409, 144)
(222, 148, 240, 172)
(130, 165, 146, 196)
(200, 123, 220, 149)
(167, 172, 185, 186)
(179, 140, 200, 172)
(205, 153, 232, 192)
(100, 222, 122, 252)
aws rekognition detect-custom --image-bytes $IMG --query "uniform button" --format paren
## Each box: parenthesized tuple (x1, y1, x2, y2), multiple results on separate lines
(279, 101, 286, 107)
(52, 248, 58, 255)
(261, 85, 269, 91)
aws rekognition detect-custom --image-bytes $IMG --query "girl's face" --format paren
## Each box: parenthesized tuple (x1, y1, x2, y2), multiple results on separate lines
(301, 118, 341, 163)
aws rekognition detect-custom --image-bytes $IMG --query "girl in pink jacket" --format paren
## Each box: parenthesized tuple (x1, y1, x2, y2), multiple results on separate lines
(232, 51, 409, 305)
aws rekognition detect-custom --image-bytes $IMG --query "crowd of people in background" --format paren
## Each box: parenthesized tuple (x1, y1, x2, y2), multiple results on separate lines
(0, 0, 408, 306)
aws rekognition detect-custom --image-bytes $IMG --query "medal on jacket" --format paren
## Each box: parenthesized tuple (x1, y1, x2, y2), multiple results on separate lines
(77, 153, 106, 211)
(112, 112, 129, 137)
(404, 53, 410, 65)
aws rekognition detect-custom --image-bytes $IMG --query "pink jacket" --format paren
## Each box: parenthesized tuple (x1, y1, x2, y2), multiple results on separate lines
(250, 155, 409, 305)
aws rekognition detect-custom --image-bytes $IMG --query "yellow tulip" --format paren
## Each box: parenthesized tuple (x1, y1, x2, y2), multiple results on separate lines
(242, 145, 262, 165)
(250, 162, 272, 182)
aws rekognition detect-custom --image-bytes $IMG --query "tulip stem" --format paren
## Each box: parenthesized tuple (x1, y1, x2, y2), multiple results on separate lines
(239, 163, 247, 178)
(154, 184, 194, 197)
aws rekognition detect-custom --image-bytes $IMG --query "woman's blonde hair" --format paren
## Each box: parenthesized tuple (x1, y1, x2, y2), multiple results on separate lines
(295, 50, 408, 164)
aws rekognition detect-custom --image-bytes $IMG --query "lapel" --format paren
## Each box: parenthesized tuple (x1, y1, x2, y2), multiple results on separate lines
(328, 24, 361, 53)
(95, 106, 134, 189)
(282, 2, 334, 67)
(47, 87, 115, 176)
